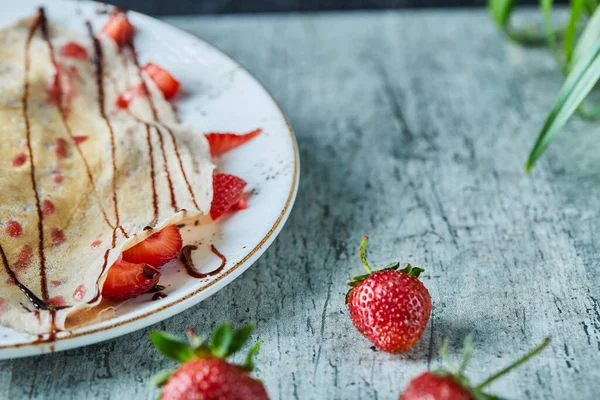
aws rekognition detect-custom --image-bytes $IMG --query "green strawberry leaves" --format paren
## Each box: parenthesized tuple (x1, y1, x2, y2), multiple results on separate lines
(150, 322, 262, 387)
(150, 331, 196, 363)
(346, 236, 424, 303)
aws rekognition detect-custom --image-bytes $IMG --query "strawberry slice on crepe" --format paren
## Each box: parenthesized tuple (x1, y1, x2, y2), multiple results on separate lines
(143, 62, 181, 99)
(102, 259, 161, 301)
(122, 225, 183, 267)
(206, 129, 262, 157)
(102, 11, 134, 46)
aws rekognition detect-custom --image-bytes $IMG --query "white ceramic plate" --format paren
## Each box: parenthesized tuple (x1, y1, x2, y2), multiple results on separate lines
(0, 0, 299, 360)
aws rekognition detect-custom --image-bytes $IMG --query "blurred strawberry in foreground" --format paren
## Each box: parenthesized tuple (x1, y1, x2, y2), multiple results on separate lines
(151, 323, 269, 400)
(346, 236, 432, 353)
(400, 336, 551, 400)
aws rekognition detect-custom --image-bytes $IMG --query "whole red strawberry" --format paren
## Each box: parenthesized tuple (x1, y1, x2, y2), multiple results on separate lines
(151, 324, 269, 400)
(400, 336, 551, 400)
(346, 236, 432, 353)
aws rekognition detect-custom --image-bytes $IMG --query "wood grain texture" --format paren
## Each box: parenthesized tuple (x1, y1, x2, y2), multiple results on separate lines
(1, 8, 600, 399)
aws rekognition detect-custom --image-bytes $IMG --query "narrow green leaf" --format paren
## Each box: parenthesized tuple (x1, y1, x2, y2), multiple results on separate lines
(540, 0, 564, 67)
(572, 3, 600, 69)
(564, 0, 585, 64)
(226, 325, 254, 357)
(526, 35, 600, 170)
(488, 0, 516, 30)
(149, 331, 195, 363)
(242, 340, 262, 372)
(150, 369, 173, 387)
(209, 322, 233, 358)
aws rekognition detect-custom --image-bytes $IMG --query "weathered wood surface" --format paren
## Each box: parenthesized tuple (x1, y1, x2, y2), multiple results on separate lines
(2, 8, 600, 399)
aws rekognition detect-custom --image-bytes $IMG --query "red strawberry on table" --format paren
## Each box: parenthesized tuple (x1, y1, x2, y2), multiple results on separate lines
(101, 258, 161, 301)
(400, 336, 551, 400)
(206, 129, 262, 157)
(346, 236, 432, 353)
(143, 62, 181, 99)
(151, 323, 269, 400)
(122, 225, 183, 267)
(101, 11, 135, 46)
(210, 173, 247, 220)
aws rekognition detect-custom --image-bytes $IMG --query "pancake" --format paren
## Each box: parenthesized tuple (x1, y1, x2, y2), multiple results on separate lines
(0, 9, 215, 335)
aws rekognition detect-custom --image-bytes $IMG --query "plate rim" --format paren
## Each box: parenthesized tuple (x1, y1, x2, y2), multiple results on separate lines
(0, 1, 299, 356)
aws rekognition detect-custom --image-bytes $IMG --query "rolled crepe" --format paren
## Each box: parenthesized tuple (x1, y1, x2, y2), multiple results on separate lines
(0, 10, 215, 335)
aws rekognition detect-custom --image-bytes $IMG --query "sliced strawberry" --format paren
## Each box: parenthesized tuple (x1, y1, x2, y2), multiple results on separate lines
(143, 62, 180, 99)
(206, 129, 262, 157)
(101, 12, 134, 47)
(115, 83, 146, 109)
(5, 221, 22, 238)
(101, 259, 161, 301)
(122, 225, 182, 267)
(210, 173, 247, 220)
(61, 42, 88, 60)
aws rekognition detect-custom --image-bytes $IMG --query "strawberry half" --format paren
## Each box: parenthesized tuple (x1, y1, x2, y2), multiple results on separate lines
(206, 129, 262, 157)
(399, 336, 551, 400)
(101, 11, 135, 47)
(101, 259, 161, 301)
(150, 324, 269, 400)
(122, 225, 183, 267)
(210, 173, 247, 220)
(143, 63, 181, 99)
(61, 42, 88, 60)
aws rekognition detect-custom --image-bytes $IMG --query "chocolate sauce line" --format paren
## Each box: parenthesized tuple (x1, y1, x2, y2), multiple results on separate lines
(179, 245, 227, 279)
(22, 10, 51, 302)
(38, 9, 115, 230)
(0, 244, 48, 310)
(128, 41, 179, 212)
(87, 22, 128, 239)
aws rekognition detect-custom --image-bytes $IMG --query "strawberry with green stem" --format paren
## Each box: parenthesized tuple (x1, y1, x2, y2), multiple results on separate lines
(151, 323, 269, 400)
(346, 236, 432, 353)
(400, 336, 551, 400)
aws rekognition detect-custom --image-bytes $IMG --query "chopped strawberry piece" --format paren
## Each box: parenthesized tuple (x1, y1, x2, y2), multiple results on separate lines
(12, 153, 27, 167)
(101, 259, 161, 301)
(115, 83, 146, 109)
(48, 64, 77, 113)
(72, 135, 88, 145)
(91, 240, 102, 248)
(101, 12, 135, 46)
(5, 221, 22, 238)
(50, 280, 62, 288)
(143, 62, 180, 99)
(42, 200, 55, 215)
(49, 296, 68, 307)
(72, 284, 87, 301)
(51, 228, 66, 246)
(206, 129, 262, 157)
(61, 42, 88, 60)
(122, 225, 182, 267)
(55, 138, 68, 159)
(210, 173, 247, 220)
(14, 246, 32, 271)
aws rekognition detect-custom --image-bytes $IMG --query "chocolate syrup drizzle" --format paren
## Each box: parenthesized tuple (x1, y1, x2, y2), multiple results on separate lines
(0, 244, 48, 310)
(22, 10, 50, 303)
(179, 245, 227, 278)
(38, 9, 115, 230)
(86, 21, 128, 239)
(126, 42, 178, 213)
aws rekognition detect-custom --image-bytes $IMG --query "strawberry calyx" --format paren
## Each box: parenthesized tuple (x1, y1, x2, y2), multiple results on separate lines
(345, 236, 424, 303)
(422, 336, 551, 400)
(150, 323, 262, 387)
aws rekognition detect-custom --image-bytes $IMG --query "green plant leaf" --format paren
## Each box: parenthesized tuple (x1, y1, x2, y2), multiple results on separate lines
(565, 0, 586, 64)
(150, 369, 173, 387)
(572, 2, 600, 68)
(540, 0, 565, 66)
(209, 322, 233, 358)
(150, 331, 195, 363)
(489, 0, 516, 29)
(242, 340, 262, 372)
(226, 325, 254, 357)
(526, 35, 600, 170)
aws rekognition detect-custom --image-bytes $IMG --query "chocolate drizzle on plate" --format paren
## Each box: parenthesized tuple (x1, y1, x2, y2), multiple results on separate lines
(179, 244, 227, 279)
(146, 284, 165, 293)
(151, 292, 167, 301)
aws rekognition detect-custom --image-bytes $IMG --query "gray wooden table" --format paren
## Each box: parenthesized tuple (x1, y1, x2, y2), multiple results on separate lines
(2, 8, 599, 400)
